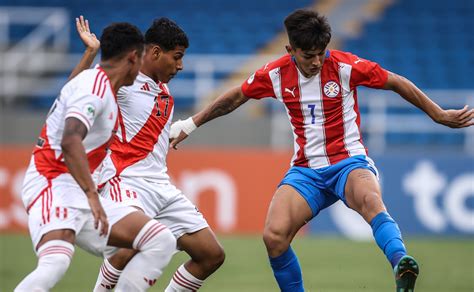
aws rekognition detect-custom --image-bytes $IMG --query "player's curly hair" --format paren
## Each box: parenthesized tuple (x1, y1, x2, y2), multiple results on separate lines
(145, 17, 189, 51)
(284, 9, 331, 51)
(100, 22, 144, 60)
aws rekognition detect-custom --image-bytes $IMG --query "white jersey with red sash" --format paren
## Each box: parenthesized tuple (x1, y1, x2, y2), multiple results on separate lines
(22, 66, 118, 213)
(99, 72, 174, 185)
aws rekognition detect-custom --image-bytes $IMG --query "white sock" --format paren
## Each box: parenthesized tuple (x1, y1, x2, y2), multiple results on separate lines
(115, 220, 176, 292)
(165, 264, 204, 291)
(93, 258, 122, 292)
(14, 240, 74, 292)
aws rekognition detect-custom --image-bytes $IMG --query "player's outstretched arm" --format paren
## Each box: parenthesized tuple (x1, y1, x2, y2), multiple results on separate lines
(169, 86, 249, 149)
(61, 117, 109, 236)
(68, 15, 100, 81)
(384, 71, 474, 128)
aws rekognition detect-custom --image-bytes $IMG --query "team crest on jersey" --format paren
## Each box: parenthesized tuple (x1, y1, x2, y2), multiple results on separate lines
(36, 137, 45, 148)
(247, 73, 255, 84)
(83, 104, 96, 119)
(323, 81, 340, 98)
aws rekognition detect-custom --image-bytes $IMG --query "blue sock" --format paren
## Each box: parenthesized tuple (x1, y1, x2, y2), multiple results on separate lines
(269, 246, 304, 292)
(370, 211, 407, 268)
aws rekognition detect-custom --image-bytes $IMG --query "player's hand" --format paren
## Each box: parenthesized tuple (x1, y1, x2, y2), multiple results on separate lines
(169, 131, 189, 150)
(169, 117, 196, 149)
(87, 192, 109, 236)
(169, 120, 189, 149)
(76, 15, 100, 52)
(436, 105, 474, 128)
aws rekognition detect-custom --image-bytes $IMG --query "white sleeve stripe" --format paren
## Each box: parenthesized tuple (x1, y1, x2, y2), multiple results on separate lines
(269, 68, 282, 101)
(65, 112, 92, 130)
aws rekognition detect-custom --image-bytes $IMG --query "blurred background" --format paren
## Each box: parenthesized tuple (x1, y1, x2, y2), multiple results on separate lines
(0, 0, 473, 291)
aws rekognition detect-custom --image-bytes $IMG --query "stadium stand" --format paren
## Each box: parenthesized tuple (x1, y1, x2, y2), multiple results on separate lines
(341, 0, 473, 148)
(343, 0, 474, 90)
(1, 0, 314, 109)
(0, 0, 472, 150)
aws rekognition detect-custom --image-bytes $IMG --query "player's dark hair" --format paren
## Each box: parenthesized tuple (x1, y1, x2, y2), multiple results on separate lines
(100, 22, 144, 61)
(284, 9, 332, 51)
(145, 17, 189, 51)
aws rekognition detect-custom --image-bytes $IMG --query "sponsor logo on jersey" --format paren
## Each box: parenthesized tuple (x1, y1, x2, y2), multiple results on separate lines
(323, 81, 340, 98)
(141, 82, 150, 91)
(284, 87, 296, 97)
(247, 73, 255, 85)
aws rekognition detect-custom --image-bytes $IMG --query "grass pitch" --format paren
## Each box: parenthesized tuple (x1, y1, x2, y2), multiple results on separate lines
(1, 234, 473, 291)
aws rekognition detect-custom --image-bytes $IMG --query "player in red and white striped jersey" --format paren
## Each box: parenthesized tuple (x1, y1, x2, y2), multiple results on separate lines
(170, 9, 474, 292)
(15, 20, 176, 292)
(74, 18, 223, 292)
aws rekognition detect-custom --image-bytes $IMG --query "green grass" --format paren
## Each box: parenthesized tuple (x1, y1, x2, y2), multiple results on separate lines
(1, 234, 473, 291)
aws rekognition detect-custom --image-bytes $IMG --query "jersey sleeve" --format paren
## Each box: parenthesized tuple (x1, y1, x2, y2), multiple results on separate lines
(349, 53, 388, 89)
(64, 89, 104, 131)
(241, 65, 276, 99)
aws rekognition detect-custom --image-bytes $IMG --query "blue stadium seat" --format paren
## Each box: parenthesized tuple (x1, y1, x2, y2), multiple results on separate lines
(343, 0, 472, 147)
(3, 0, 313, 110)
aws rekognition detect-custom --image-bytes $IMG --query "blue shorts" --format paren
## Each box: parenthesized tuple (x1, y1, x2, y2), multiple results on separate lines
(279, 155, 378, 217)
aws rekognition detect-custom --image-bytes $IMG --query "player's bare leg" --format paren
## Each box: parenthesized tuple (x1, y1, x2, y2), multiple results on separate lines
(106, 211, 176, 292)
(165, 227, 225, 291)
(262, 185, 312, 292)
(15, 230, 76, 292)
(345, 168, 419, 291)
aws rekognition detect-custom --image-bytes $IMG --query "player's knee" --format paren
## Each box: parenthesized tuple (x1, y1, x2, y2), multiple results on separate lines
(358, 192, 386, 221)
(156, 228, 177, 253)
(206, 244, 225, 271)
(262, 228, 289, 255)
(37, 240, 74, 272)
(42, 253, 71, 277)
(108, 248, 138, 269)
(15, 240, 74, 292)
(134, 220, 176, 254)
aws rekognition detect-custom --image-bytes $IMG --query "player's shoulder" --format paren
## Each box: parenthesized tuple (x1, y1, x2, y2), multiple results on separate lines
(70, 67, 109, 95)
(327, 50, 377, 67)
(326, 50, 360, 64)
(118, 72, 164, 100)
(76, 67, 106, 83)
(258, 54, 293, 74)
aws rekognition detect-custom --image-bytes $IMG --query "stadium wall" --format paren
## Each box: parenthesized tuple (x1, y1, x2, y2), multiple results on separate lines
(0, 147, 472, 238)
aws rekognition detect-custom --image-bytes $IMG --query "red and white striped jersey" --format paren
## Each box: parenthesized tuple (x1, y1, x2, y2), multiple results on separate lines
(22, 66, 118, 209)
(241, 50, 388, 169)
(99, 72, 174, 183)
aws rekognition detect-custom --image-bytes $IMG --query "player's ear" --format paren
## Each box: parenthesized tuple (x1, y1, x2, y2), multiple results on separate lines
(152, 45, 162, 59)
(127, 49, 139, 65)
(285, 45, 293, 55)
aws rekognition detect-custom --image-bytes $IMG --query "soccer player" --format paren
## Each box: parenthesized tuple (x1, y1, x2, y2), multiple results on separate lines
(15, 21, 177, 292)
(68, 18, 224, 292)
(170, 9, 474, 292)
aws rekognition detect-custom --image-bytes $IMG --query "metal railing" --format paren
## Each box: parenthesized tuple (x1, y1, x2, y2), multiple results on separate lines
(0, 7, 69, 104)
(1, 6, 472, 153)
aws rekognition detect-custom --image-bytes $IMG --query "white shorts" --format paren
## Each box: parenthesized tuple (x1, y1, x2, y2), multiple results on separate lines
(27, 183, 137, 257)
(100, 176, 209, 239)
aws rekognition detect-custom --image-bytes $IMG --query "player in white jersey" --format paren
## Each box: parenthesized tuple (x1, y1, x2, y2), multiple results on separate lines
(170, 9, 474, 292)
(15, 20, 176, 292)
(71, 18, 223, 292)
